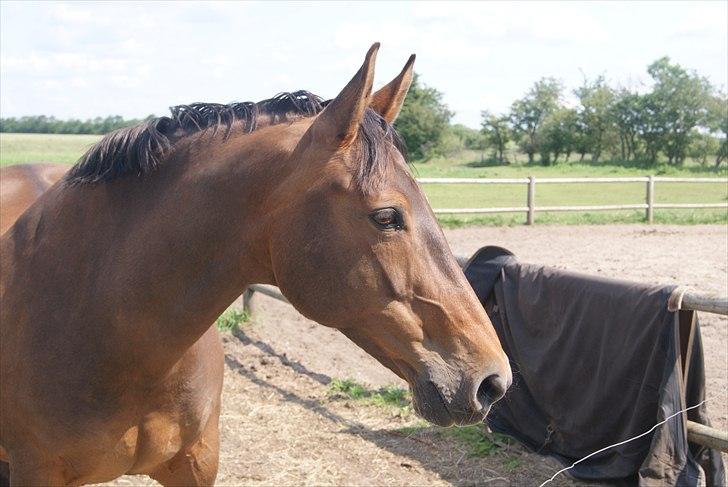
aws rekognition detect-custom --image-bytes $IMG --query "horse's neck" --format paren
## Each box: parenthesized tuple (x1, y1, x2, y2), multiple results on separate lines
(63, 132, 294, 362)
(135, 139, 295, 344)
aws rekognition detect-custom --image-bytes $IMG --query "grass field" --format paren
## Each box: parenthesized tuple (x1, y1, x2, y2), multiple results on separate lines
(2, 134, 726, 226)
(0, 133, 101, 166)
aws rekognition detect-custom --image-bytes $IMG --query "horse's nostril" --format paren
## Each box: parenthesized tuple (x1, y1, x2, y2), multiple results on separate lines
(476, 374, 507, 409)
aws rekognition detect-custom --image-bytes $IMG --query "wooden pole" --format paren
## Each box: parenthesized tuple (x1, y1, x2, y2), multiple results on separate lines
(249, 284, 289, 304)
(455, 254, 470, 268)
(680, 293, 728, 315)
(527, 176, 536, 225)
(646, 175, 655, 224)
(687, 421, 728, 453)
(242, 288, 255, 314)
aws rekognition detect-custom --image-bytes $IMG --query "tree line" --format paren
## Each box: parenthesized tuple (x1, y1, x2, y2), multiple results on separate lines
(0, 115, 149, 135)
(397, 57, 726, 167)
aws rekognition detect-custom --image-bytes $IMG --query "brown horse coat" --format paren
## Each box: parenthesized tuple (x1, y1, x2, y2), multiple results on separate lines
(0, 164, 69, 235)
(0, 163, 225, 485)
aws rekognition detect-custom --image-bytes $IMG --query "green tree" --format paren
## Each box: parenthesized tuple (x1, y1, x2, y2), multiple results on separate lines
(688, 133, 720, 166)
(611, 90, 642, 161)
(395, 73, 454, 160)
(437, 129, 466, 157)
(0, 114, 145, 134)
(574, 76, 615, 162)
(645, 57, 713, 165)
(450, 124, 485, 151)
(633, 93, 665, 164)
(509, 78, 562, 164)
(480, 110, 511, 164)
(705, 92, 727, 167)
(537, 108, 578, 165)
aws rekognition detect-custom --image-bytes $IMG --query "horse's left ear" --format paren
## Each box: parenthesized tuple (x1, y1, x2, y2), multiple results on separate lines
(370, 54, 416, 123)
(308, 43, 379, 148)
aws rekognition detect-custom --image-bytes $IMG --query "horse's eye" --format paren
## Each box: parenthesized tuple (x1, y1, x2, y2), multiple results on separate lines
(370, 208, 403, 230)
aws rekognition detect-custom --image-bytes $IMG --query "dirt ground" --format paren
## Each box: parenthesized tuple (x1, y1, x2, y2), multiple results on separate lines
(103, 224, 727, 487)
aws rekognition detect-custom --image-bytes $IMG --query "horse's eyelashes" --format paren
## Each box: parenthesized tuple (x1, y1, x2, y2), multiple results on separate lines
(370, 208, 403, 230)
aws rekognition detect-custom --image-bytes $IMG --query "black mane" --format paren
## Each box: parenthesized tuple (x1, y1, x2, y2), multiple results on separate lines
(65, 91, 405, 188)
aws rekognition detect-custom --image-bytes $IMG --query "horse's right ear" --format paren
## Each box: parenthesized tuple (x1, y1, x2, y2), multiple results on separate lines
(307, 43, 379, 147)
(370, 54, 415, 123)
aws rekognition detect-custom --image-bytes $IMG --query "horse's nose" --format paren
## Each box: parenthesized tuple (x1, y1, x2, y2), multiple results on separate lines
(474, 374, 509, 411)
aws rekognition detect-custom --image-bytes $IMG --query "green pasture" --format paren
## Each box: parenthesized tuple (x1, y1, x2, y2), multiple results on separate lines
(0, 133, 101, 166)
(2, 134, 726, 226)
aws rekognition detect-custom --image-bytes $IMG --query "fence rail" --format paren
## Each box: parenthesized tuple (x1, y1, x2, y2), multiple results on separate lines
(416, 176, 728, 224)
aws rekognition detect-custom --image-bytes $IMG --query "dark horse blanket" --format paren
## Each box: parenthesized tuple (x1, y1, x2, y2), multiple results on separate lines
(464, 246, 725, 486)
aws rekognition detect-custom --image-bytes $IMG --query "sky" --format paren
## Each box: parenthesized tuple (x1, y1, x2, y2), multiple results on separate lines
(1, 1, 726, 128)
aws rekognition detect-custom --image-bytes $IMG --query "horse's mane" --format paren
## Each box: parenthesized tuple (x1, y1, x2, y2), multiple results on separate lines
(65, 90, 405, 188)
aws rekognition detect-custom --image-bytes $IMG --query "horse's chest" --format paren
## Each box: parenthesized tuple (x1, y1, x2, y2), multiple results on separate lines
(123, 386, 214, 473)
(33, 371, 216, 484)
(73, 400, 211, 483)
(121, 411, 186, 473)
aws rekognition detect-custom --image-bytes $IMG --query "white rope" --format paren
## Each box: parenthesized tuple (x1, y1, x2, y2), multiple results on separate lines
(538, 400, 707, 487)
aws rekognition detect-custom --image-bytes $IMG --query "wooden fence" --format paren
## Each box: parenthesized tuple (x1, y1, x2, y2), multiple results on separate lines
(416, 176, 728, 224)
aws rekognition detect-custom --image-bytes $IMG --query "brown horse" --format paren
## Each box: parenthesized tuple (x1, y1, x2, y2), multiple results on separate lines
(0, 44, 511, 486)
(0, 163, 69, 235)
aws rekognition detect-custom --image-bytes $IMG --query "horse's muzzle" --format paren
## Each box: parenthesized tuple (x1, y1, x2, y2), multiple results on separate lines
(411, 371, 510, 427)
(474, 374, 509, 413)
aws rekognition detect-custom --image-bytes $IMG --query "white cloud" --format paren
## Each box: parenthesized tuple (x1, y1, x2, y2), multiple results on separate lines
(411, 1, 609, 44)
(669, 2, 727, 40)
(1, 52, 131, 75)
(49, 2, 94, 24)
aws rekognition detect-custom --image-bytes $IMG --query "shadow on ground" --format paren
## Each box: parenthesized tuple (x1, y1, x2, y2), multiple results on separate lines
(225, 327, 575, 487)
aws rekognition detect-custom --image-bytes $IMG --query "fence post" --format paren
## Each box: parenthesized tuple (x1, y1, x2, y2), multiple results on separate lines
(646, 175, 655, 224)
(527, 176, 536, 225)
(242, 287, 254, 314)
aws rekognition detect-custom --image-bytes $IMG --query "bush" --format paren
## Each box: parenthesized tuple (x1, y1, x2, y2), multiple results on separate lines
(215, 308, 250, 331)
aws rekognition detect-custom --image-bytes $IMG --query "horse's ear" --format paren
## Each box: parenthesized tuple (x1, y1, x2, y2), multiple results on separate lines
(309, 43, 379, 147)
(370, 54, 416, 123)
